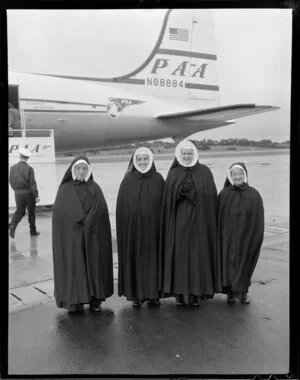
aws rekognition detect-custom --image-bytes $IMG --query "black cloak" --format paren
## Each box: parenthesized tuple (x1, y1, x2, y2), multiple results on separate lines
(159, 156, 219, 299)
(116, 155, 165, 301)
(217, 162, 264, 294)
(52, 156, 113, 308)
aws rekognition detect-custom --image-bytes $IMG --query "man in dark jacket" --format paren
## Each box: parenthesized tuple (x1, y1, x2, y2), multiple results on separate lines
(9, 147, 40, 238)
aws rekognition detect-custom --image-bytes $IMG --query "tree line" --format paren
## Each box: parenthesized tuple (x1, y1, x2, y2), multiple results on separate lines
(63, 138, 289, 156)
(102, 138, 290, 151)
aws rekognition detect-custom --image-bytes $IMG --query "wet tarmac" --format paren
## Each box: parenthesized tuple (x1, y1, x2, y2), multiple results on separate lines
(7, 151, 290, 376)
(7, 211, 289, 375)
(8, 276, 289, 376)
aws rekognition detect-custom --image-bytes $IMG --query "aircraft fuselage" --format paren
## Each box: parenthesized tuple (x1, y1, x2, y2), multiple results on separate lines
(10, 72, 219, 152)
(22, 104, 215, 152)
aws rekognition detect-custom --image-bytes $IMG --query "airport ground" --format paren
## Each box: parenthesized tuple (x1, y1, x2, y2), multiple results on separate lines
(6, 150, 290, 376)
(7, 212, 289, 375)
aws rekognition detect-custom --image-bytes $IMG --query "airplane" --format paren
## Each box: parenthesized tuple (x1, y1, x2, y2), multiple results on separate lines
(8, 9, 279, 153)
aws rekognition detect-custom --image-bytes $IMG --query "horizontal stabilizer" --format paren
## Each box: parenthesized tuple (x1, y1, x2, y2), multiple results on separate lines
(155, 104, 279, 122)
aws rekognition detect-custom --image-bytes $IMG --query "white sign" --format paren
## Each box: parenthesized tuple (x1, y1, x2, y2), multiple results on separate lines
(9, 136, 55, 163)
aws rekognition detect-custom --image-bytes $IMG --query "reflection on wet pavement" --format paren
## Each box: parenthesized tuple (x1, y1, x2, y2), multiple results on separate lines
(10, 237, 39, 259)
(30, 237, 38, 257)
(8, 280, 289, 375)
(10, 241, 25, 260)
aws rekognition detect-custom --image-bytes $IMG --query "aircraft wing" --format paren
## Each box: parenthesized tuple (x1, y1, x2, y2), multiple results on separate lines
(155, 104, 279, 122)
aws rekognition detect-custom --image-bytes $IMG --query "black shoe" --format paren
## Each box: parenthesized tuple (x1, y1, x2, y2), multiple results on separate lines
(240, 293, 250, 304)
(227, 291, 236, 304)
(30, 231, 40, 236)
(90, 298, 101, 311)
(90, 305, 101, 312)
(191, 296, 199, 307)
(9, 226, 15, 239)
(176, 295, 185, 306)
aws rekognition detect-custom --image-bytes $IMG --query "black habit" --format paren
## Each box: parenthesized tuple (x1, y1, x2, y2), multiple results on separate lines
(159, 158, 219, 299)
(116, 158, 165, 301)
(217, 162, 264, 294)
(52, 156, 113, 309)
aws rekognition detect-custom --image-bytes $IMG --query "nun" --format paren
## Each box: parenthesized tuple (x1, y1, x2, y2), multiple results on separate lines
(52, 156, 114, 312)
(217, 162, 264, 304)
(116, 147, 165, 307)
(159, 140, 219, 306)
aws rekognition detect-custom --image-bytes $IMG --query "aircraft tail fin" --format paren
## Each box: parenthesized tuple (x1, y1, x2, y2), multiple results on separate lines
(123, 9, 219, 101)
(31, 9, 219, 102)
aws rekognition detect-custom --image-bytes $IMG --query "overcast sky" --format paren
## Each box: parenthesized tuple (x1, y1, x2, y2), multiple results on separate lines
(7, 9, 292, 141)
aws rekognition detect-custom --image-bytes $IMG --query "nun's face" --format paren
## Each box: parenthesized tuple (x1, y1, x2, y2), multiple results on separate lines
(74, 162, 89, 181)
(181, 148, 194, 165)
(231, 167, 244, 185)
(136, 154, 149, 171)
